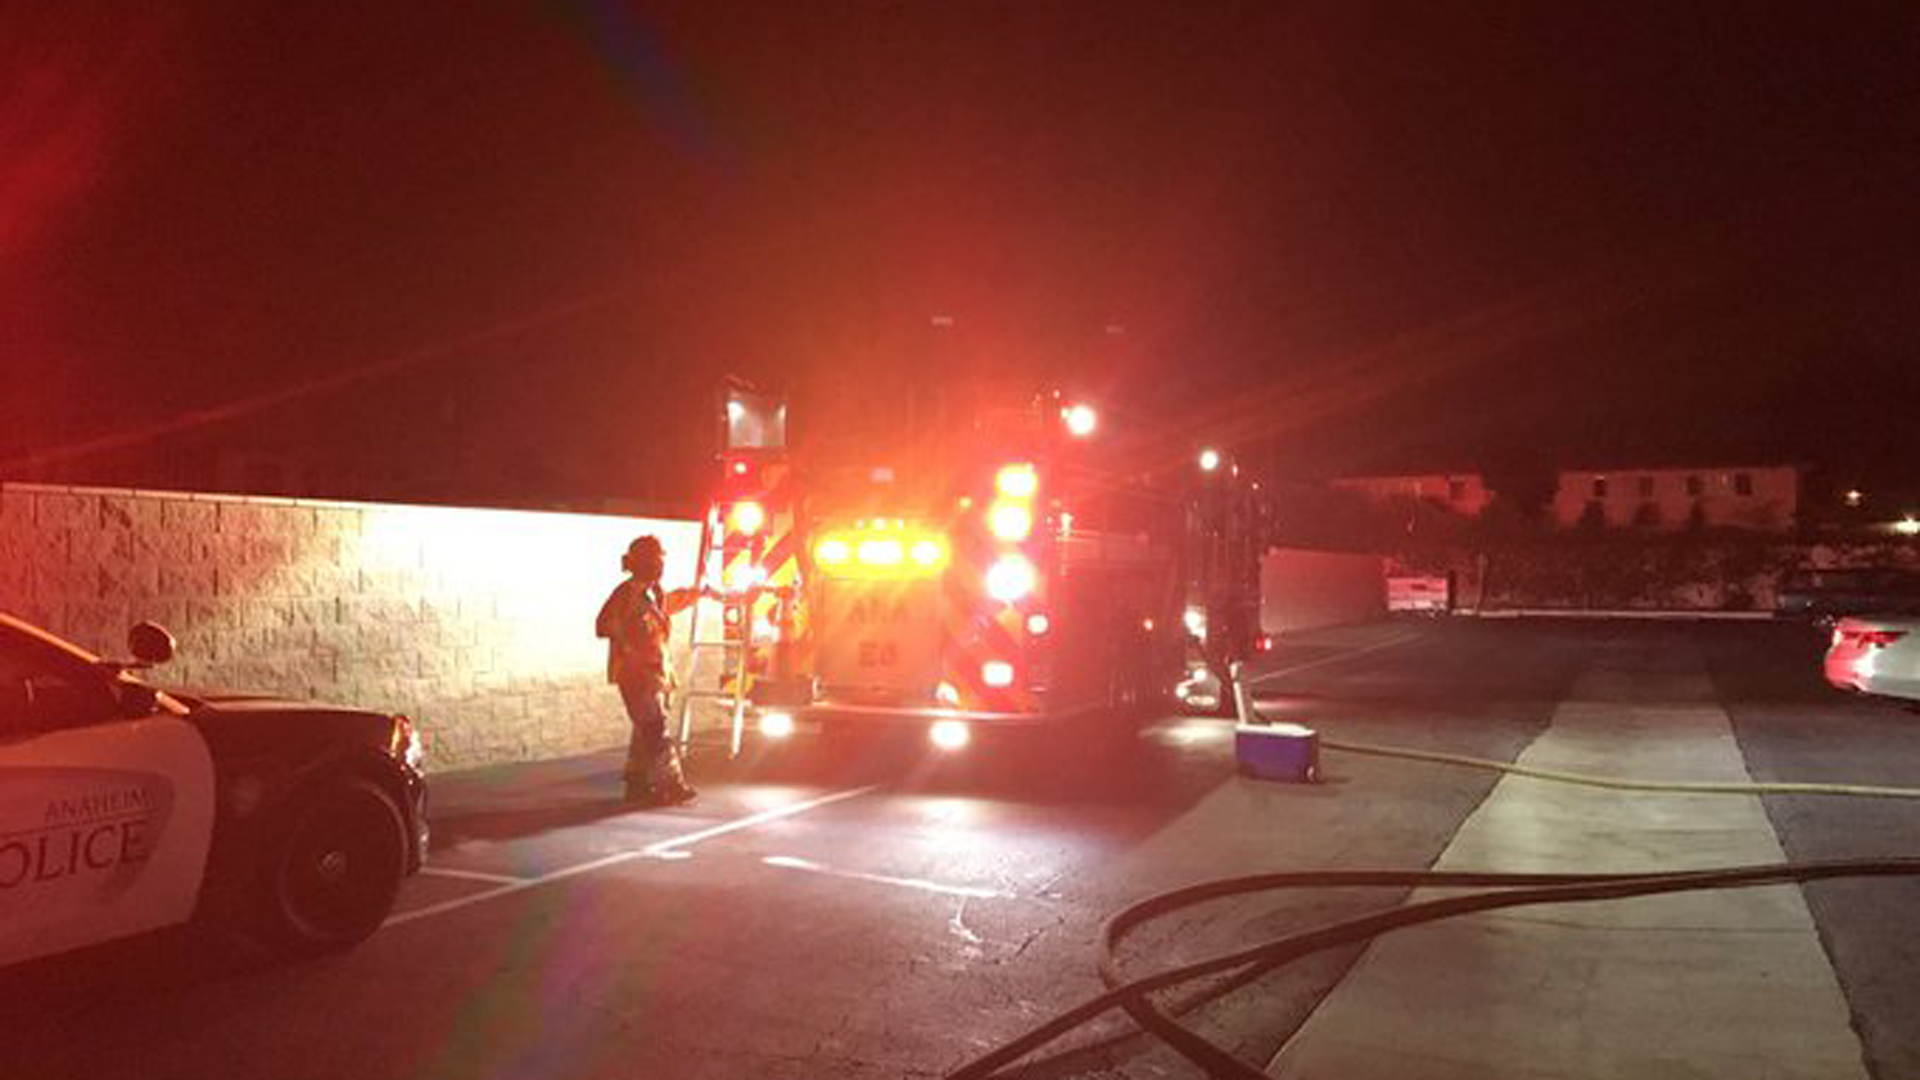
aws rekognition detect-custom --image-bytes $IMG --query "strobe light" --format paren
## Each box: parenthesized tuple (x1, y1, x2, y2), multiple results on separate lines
(985, 556, 1037, 603)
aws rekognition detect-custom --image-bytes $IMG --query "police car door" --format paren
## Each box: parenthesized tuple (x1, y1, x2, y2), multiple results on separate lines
(0, 631, 215, 967)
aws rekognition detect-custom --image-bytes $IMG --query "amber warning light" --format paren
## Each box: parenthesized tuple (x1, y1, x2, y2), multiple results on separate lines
(729, 500, 766, 535)
(813, 523, 949, 576)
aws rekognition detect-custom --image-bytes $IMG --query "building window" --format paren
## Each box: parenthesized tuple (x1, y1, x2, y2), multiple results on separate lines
(1637, 475, 1655, 498)
(1592, 476, 1609, 498)
(1686, 475, 1704, 497)
(1447, 478, 1466, 502)
(1734, 472, 1753, 497)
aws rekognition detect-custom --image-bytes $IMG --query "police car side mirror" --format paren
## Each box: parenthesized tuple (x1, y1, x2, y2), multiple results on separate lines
(116, 681, 161, 719)
(127, 621, 176, 667)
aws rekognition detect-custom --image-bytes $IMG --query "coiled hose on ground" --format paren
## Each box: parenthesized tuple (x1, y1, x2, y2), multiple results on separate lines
(948, 858, 1920, 1079)
(946, 688, 1920, 1078)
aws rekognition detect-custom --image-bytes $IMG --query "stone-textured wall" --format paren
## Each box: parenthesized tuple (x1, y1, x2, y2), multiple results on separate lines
(0, 483, 700, 772)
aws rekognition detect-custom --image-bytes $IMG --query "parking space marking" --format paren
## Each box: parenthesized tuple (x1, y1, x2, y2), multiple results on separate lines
(760, 854, 1011, 900)
(417, 866, 533, 885)
(385, 784, 879, 928)
(1248, 630, 1427, 685)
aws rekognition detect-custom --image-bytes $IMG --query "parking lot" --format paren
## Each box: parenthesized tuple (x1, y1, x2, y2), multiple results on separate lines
(7, 617, 1920, 1080)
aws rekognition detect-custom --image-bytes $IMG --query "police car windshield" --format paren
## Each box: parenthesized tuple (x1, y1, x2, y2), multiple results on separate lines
(0, 616, 187, 718)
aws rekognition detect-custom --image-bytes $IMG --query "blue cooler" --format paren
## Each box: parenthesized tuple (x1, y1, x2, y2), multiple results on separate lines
(1235, 722, 1320, 783)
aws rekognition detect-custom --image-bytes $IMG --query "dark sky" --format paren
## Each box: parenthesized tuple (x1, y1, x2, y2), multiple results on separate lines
(4, 1, 1916, 506)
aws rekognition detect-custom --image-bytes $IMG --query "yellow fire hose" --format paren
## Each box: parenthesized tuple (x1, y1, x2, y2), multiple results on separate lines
(1320, 735, 1920, 800)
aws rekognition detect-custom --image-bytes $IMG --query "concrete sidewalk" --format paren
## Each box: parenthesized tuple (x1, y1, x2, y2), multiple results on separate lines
(1267, 659, 1864, 1078)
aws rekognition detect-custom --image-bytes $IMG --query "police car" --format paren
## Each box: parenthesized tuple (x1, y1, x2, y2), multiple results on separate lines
(0, 612, 428, 967)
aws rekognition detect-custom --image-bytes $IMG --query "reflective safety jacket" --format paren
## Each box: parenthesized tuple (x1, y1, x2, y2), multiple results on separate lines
(595, 578, 699, 691)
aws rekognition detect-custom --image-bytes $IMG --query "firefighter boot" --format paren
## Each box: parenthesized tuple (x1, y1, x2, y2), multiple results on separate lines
(649, 743, 698, 806)
(622, 741, 654, 803)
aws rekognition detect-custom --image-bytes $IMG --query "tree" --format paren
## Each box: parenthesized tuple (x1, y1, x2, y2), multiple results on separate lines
(1482, 452, 1559, 522)
(1686, 500, 1708, 533)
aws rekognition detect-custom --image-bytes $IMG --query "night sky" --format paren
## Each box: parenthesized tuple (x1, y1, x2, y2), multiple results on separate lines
(4, 1, 1916, 508)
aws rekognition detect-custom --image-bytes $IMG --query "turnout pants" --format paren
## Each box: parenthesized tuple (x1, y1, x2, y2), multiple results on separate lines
(617, 681, 686, 793)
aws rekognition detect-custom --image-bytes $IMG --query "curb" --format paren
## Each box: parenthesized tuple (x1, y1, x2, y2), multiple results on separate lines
(1464, 608, 1777, 621)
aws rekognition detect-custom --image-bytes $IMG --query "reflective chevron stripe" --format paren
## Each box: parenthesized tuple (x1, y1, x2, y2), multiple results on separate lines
(938, 519, 1039, 713)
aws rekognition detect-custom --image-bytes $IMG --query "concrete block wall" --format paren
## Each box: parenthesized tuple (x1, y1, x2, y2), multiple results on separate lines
(0, 483, 700, 772)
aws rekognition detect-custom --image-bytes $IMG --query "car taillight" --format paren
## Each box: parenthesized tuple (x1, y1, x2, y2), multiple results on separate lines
(1839, 628, 1907, 649)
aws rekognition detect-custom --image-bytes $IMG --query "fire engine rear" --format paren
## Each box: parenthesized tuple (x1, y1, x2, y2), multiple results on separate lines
(680, 383, 1267, 753)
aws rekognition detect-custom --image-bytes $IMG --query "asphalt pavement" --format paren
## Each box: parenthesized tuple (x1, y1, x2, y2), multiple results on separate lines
(5, 618, 1918, 1080)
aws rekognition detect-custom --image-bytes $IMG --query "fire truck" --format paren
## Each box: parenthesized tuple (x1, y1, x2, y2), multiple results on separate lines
(675, 381, 1268, 754)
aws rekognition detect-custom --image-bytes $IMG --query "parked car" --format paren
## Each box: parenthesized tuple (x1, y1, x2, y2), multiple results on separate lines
(0, 612, 429, 968)
(1777, 567, 1920, 623)
(1824, 615, 1920, 707)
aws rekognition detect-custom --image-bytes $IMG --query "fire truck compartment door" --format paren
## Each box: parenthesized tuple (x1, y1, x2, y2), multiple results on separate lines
(816, 580, 942, 694)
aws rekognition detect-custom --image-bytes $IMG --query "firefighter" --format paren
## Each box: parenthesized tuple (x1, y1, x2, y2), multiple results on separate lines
(596, 535, 703, 805)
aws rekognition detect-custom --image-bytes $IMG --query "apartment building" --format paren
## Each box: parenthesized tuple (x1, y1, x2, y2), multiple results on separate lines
(1551, 465, 1800, 531)
(1330, 472, 1493, 516)
(1329, 464, 1802, 532)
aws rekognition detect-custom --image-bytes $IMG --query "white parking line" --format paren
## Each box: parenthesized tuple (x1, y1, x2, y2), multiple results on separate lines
(1247, 630, 1427, 685)
(384, 785, 879, 928)
(760, 854, 1010, 900)
(417, 866, 532, 885)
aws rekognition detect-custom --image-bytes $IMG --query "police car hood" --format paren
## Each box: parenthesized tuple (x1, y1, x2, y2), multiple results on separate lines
(168, 689, 389, 718)
(166, 689, 398, 763)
